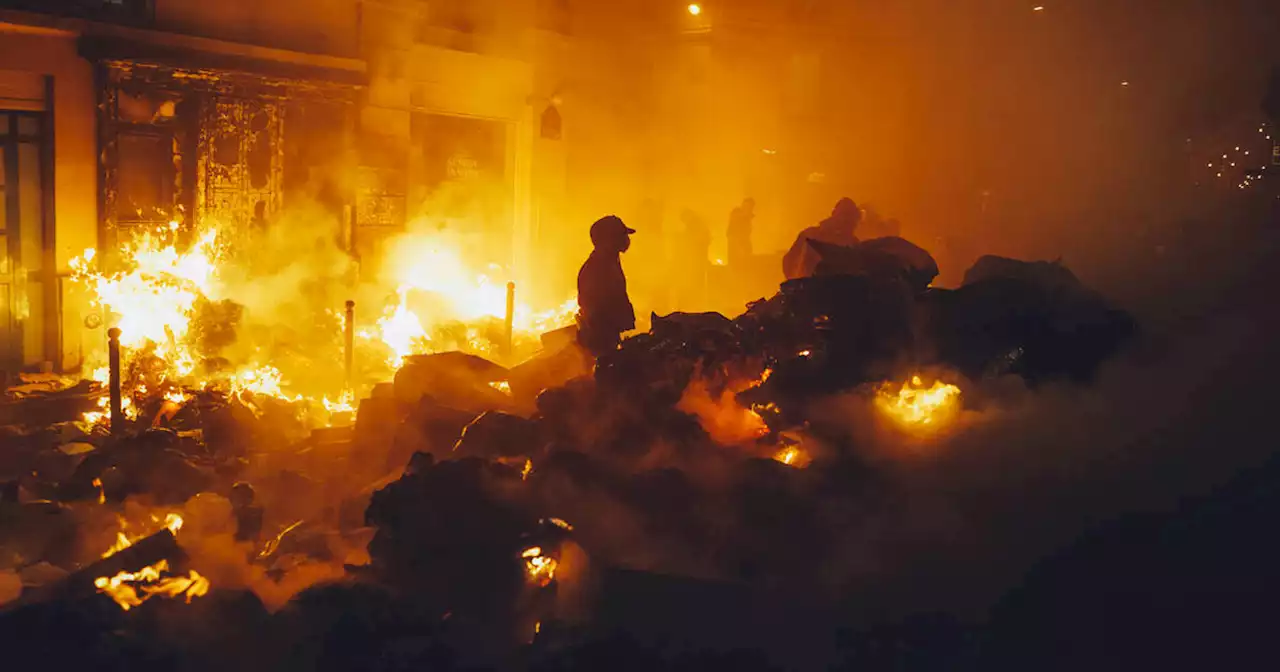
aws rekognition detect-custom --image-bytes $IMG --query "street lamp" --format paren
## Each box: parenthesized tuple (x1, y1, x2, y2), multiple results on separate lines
(687, 4, 702, 16)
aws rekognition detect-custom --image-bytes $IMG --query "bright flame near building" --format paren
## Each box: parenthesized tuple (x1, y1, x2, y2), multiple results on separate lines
(69, 218, 575, 421)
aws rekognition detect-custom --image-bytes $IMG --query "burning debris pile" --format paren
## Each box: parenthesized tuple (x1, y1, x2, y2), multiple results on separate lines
(0, 230, 1135, 669)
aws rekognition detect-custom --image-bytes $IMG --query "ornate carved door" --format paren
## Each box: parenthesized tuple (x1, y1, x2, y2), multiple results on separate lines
(197, 97, 283, 246)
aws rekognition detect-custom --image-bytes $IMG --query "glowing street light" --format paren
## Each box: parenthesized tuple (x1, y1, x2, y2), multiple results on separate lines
(687, 3, 702, 16)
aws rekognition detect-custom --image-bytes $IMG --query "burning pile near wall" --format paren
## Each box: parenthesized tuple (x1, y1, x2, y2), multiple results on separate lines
(64, 216, 577, 432)
(0, 226, 1135, 669)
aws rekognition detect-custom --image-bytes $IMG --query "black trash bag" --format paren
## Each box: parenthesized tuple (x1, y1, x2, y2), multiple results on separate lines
(808, 237, 939, 292)
(393, 352, 512, 414)
(389, 396, 480, 469)
(508, 340, 591, 409)
(962, 255, 1081, 293)
(649, 311, 737, 341)
(931, 257, 1135, 383)
(453, 411, 541, 460)
(364, 457, 535, 635)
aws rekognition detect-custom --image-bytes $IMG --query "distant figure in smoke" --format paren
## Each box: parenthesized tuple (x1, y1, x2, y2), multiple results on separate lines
(783, 197, 862, 280)
(577, 215, 636, 357)
(727, 197, 756, 268)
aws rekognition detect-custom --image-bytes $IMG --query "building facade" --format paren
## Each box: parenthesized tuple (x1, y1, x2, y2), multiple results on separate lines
(0, 0, 582, 374)
(0, 0, 884, 374)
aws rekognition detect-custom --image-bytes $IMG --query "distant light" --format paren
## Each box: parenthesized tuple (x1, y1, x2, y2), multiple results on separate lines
(1235, 146, 1241, 151)
(762, 148, 777, 155)
(687, 3, 701, 15)
(1033, 5, 1044, 11)
(1120, 80, 1130, 86)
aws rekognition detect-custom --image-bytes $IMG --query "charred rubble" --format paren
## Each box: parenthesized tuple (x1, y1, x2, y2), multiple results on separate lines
(0, 239, 1136, 670)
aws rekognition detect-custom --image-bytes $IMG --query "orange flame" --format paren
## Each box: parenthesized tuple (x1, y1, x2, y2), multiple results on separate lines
(876, 375, 962, 433)
(94, 560, 210, 611)
(522, 546, 558, 587)
(773, 445, 811, 468)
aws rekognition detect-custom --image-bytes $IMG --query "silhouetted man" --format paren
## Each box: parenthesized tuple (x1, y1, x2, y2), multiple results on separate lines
(783, 197, 862, 280)
(727, 197, 756, 267)
(577, 215, 636, 356)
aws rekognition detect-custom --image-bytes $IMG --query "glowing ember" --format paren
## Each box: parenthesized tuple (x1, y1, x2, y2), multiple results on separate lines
(101, 514, 184, 560)
(521, 459, 533, 480)
(490, 380, 512, 394)
(230, 365, 297, 401)
(322, 390, 356, 415)
(522, 546, 558, 586)
(876, 376, 962, 432)
(102, 531, 134, 559)
(744, 368, 773, 391)
(772, 431, 812, 468)
(163, 389, 190, 405)
(94, 560, 210, 611)
(92, 510, 209, 611)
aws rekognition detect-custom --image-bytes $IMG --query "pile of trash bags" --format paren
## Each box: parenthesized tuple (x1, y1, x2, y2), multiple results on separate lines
(0, 238, 1137, 670)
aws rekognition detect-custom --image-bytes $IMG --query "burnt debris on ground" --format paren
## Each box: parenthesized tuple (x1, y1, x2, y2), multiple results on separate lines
(0, 242, 1139, 670)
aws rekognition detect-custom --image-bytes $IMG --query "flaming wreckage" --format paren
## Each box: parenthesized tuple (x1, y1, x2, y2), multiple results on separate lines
(0, 227, 1133, 669)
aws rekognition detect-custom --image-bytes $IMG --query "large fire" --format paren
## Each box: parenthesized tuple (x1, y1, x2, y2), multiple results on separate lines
(875, 375, 963, 433)
(70, 219, 576, 426)
(365, 230, 577, 367)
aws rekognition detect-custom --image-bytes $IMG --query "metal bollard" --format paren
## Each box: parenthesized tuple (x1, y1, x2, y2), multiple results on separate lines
(504, 282, 516, 362)
(108, 327, 123, 435)
(344, 300, 355, 386)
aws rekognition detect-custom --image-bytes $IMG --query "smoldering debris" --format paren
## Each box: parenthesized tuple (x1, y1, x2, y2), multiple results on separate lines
(0, 240, 1154, 670)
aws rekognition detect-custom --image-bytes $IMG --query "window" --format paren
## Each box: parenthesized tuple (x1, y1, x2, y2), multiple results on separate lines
(115, 131, 174, 225)
(0, 111, 50, 369)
